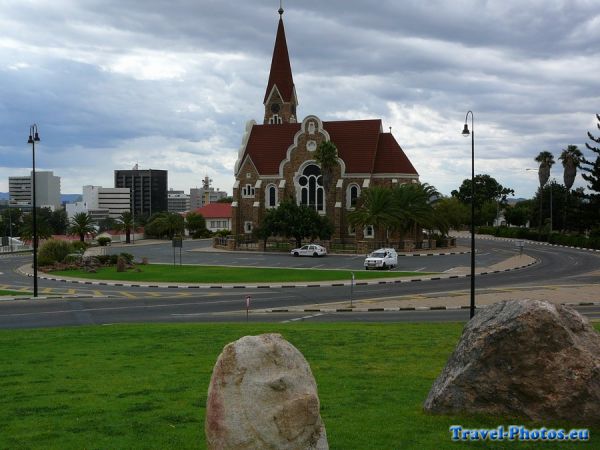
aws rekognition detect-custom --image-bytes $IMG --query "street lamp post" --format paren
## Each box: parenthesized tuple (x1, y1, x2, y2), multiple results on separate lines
(28, 124, 40, 297)
(462, 111, 476, 319)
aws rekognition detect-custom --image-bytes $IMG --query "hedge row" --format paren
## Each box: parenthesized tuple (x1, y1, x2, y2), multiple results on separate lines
(476, 226, 600, 250)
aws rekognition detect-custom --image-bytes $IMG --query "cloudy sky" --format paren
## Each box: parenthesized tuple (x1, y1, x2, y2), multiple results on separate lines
(1, 0, 599, 199)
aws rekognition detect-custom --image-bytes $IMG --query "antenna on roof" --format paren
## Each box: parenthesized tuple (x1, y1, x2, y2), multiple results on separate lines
(389, 127, 392, 134)
(278, 0, 284, 16)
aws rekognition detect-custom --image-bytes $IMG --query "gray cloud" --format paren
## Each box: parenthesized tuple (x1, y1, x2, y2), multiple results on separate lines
(0, 0, 598, 198)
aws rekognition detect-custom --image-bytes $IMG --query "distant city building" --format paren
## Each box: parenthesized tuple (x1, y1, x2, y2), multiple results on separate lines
(190, 176, 228, 209)
(66, 185, 131, 221)
(193, 203, 232, 232)
(8, 171, 61, 210)
(114, 168, 168, 217)
(168, 189, 191, 213)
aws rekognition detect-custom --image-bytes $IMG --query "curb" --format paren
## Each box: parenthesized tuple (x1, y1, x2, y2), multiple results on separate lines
(17, 258, 539, 291)
(261, 301, 600, 313)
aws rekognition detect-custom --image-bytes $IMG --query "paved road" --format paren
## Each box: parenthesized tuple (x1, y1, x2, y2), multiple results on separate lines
(0, 237, 598, 328)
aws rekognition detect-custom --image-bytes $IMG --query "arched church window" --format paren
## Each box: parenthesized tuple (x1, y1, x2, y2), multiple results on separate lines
(266, 184, 277, 208)
(346, 184, 360, 209)
(298, 164, 324, 212)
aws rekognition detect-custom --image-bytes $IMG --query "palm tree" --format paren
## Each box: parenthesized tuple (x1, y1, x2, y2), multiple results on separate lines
(559, 145, 583, 191)
(116, 211, 135, 244)
(314, 140, 339, 196)
(534, 151, 555, 231)
(347, 186, 395, 243)
(559, 145, 583, 231)
(392, 183, 446, 239)
(69, 212, 96, 242)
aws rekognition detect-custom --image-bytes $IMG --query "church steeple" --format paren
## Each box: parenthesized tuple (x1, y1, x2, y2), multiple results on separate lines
(263, 6, 298, 124)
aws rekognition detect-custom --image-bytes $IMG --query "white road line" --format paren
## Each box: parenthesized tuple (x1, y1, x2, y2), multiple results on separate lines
(281, 313, 324, 323)
(413, 267, 426, 272)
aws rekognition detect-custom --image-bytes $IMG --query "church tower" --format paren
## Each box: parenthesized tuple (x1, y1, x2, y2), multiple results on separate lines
(263, 5, 298, 124)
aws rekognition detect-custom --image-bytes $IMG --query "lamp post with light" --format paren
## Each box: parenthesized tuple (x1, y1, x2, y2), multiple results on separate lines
(28, 124, 40, 297)
(462, 111, 475, 319)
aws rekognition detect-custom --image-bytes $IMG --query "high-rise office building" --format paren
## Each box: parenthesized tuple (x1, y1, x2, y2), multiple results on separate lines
(8, 171, 61, 210)
(114, 168, 168, 217)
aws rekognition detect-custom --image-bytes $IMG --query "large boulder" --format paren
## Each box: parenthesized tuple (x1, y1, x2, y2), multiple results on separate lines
(206, 333, 328, 450)
(424, 299, 600, 424)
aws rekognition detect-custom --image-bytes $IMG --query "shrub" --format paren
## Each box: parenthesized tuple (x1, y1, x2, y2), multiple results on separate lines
(97, 237, 111, 246)
(119, 252, 134, 264)
(70, 240, 89, 253)
(63, 254, 82, 265)
(96, 255, 112, 265)
(38, 240, 73, 266)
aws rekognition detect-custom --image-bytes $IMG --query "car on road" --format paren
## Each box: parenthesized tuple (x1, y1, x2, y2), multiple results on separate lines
(290, 244, 327, 257)
(364, 248, 398, 270)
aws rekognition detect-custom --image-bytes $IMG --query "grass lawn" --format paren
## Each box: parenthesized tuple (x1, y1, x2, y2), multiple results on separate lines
(49, 264, 433, 283)
(0, 289, 30, 296)
(1, 323, 597, 449)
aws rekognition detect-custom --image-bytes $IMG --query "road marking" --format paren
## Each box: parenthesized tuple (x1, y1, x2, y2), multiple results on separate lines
(93, 290, 104, 297)
(42, 288, 54, 294)
(119, 291, 137, 298)
(413, 267, 426, 272)
(281, 313, 324, 323)
(67, 289, 77, 295)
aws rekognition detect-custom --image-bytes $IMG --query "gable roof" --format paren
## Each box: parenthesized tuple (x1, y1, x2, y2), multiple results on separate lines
(193, 202, 232, 219)
(240, 119, 419, 176)
(373, 133, 419, 175)
(263, 17, 295, 104)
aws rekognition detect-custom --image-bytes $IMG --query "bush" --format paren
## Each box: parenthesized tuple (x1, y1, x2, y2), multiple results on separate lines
(97, 237, 112, 246)
(70, 241, 89, 253)
(38, 240, 74, 266)
(63, 253, 82, 265)
(119, 252, 134, 264)
(213, 229, 230, 238)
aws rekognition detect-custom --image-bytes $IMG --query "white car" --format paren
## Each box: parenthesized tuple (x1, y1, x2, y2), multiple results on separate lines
(364, 248, 398, 270)
(291, 244, 327, 257)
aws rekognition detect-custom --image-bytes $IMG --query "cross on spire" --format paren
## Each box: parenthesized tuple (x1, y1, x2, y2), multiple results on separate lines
(278, 0, 284, 16)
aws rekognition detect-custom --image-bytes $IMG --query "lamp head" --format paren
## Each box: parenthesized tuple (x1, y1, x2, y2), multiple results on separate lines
(34, 132, 40, 142)
(462, 123, 470, 136)
(27, 134, 34, 144)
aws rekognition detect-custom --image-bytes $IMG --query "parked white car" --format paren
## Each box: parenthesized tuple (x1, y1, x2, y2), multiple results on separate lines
(364, 248, 398, 270)
(290, 244, 327, 257)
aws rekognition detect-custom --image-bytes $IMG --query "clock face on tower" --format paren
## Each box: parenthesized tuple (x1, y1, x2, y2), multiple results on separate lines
(270, 103, 280, 113)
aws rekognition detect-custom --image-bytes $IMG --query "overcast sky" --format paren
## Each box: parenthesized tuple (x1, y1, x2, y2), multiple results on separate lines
(1, 0, 599, 199)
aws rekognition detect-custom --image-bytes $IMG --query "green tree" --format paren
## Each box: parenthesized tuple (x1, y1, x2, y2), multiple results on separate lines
(20, 209, 53, 243)
(216, 196, 233, 203)
(266, 198, 333, 248)
(1, 207, 23, 238)
(451, 174, 514, 226)
(69, 212, 96, 242)
(46, 208, 68, 235)
(504, 201, 531, 227)
(582, 114, 600, 220)
(534, 151, 555, 232)
(559, 145, 584, 231)
(144, 212, 184, 239)
(559, 145, 583, 191)
(97, 217, 118, 233)
(347, 186, 395, 242)
(392, 183, 445, 236)
(115, 212, 136, 244)
(314, 140, 339, 195)
(185, 212, 208, 238)
(433, 197, 469, 230)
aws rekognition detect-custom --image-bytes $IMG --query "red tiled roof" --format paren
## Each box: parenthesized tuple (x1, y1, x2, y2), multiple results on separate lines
(240, 120, 418, 176)
(263, 17, 295, 104)
(193, 203, 232, 219)
(373, 133, 419, 175)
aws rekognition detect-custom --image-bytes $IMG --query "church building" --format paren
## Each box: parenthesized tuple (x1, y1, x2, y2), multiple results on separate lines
(231, 7, 419, 245)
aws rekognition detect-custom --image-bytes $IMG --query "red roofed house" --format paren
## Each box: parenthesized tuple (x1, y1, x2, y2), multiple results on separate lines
(194, 203, 232, 233)
(231, 7, 419, 245)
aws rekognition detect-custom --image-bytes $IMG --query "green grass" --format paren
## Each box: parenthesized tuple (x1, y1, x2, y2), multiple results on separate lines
(49, 264, 433, 283)
(0, 290, 30, 296)
(1, 323, 597, 449)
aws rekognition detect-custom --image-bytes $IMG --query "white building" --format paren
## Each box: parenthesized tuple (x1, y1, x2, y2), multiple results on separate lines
(8, 171, 61, 210)
(66, 185, 130, 220)
(168, 189, 191, 213)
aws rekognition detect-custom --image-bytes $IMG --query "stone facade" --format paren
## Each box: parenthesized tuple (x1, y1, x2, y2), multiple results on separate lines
(231, 10, 419, 247)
